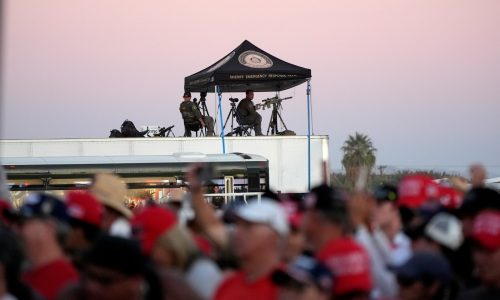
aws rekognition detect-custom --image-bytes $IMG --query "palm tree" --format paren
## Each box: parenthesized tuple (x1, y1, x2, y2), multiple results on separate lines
(341, 132, 377, 186)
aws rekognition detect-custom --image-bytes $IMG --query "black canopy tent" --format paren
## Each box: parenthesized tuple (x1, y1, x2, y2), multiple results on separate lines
(184, 40, 311, 93)
(184, 40, 314, 190)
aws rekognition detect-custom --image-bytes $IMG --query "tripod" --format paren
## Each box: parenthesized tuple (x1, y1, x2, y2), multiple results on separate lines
(267, 101, 288, 135)
(223, 99, 239, 134)
(197, 97, 210, 117)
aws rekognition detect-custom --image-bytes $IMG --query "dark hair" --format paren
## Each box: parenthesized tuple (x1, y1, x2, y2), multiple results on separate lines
(0, 226, 37, 300)
(317, 207, 352, 234)
(69, 218, 102, 242)
(309, 185, 351, 233)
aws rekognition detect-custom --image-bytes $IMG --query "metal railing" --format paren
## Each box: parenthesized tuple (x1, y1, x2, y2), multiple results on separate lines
(203, 192, 263, 205)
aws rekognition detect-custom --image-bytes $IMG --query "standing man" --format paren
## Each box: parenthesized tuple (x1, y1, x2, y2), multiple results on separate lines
(236, 89, 263, 136)
(180, 91, 215, 137)
(302, 184, 373, 300)
(213, 199, 289, 300)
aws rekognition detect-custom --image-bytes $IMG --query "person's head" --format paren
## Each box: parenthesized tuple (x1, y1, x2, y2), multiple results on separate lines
(272, 255, 333, 300)
(152, 225, 199, 270)
(302, 184, 350, 251)
(245, 89, 254, 100)
(183, 91, 191, 102)
(131, 205, 177, 256)
(469, 210, 500, 287)
(166, 189, 184, 214)
(394, 252, 453, 300)
(232, 199, 288, 261)
(373, 184, 401, 239)
(398, 175, 441, 229)
(418, 212, 463, 253)
(470, 163, 487, 187)
(457, 187, 500, 237)
(81, 236, 147, 300)
(90, 173, 132, 231)
(18, 193, 70, 263)
(65, 191, 103, 255)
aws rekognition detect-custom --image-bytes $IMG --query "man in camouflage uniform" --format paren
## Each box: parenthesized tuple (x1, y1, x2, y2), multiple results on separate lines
(180, 91, 215, 137)
(236, 90, 263, 136)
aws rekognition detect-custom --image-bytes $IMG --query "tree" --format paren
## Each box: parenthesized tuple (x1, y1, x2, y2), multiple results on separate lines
(341, 132, 377, 187)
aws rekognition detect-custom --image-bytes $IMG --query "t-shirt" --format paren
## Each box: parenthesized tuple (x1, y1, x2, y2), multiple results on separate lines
(213, 269, 278, 300)
(22, 258, 79, 300)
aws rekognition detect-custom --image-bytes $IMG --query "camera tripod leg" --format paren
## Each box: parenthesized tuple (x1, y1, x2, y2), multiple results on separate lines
(223, 109, 233, 132)
(276, 111, 288, 131)
(267, 109, 278, 135)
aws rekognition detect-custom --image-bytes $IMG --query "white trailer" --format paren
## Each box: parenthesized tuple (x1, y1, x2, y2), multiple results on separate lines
(1, 135, 329, 193)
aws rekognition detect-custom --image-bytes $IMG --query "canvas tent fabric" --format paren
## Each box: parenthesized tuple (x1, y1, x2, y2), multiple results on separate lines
(184, 40, 311, 93)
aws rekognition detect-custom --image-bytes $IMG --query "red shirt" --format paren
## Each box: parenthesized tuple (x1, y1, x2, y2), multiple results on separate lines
(23, 258, 79, 300)
(214, 270, 279, 300)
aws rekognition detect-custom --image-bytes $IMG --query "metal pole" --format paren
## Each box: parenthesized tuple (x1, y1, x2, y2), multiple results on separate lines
(216, 86, 226, 154)
(307, 80, 311, 191)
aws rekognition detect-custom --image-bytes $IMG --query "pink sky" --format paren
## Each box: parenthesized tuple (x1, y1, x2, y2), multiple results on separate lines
(2, 0, 500, 175)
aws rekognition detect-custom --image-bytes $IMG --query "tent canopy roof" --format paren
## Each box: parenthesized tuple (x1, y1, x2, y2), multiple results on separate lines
(184, 40, 311, 93)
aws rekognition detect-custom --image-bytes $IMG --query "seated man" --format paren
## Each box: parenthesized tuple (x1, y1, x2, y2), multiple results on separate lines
(179, 91, 214, 136)
(236, 89, 263, 136)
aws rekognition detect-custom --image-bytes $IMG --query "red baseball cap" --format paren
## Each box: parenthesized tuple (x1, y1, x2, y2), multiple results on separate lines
(317, 237, 372, 296)
(438, 186, 463, 209)
(66, 191, 103, 227)
(471, 211, 500, 251)
(398, 175, 440, 209)
(131, 205, 177, 255)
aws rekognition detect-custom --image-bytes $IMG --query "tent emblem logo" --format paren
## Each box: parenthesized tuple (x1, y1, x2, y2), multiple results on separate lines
(238, 51, 273, 69)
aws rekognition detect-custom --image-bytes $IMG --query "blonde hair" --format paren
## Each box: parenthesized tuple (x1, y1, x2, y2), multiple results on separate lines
(155, 225, 199, 270)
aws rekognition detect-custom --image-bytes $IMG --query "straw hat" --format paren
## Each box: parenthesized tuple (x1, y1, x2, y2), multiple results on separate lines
(90, 173, 132, 219)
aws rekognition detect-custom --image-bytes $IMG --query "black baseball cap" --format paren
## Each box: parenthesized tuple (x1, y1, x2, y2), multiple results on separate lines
(272, 255, 334, 293)
(393, 252, 452, 284)
(183, 91, 191, 97)
(83, 235, 146, 276)
(373, 184, 398, 204)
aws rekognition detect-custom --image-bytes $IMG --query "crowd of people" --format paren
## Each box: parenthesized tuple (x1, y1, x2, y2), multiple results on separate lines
(0, 164, 499, 300)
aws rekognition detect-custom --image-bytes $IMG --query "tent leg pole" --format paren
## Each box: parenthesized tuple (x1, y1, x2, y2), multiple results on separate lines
(307, 80, 311, 191)
(217, 86, 226, 154)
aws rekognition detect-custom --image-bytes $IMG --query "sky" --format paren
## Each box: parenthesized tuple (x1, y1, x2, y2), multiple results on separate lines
(2, 0, 500, 176)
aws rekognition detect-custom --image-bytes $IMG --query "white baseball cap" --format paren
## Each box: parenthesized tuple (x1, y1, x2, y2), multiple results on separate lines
(235, 198, 289, 237)
(424, 212, 463, 250)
